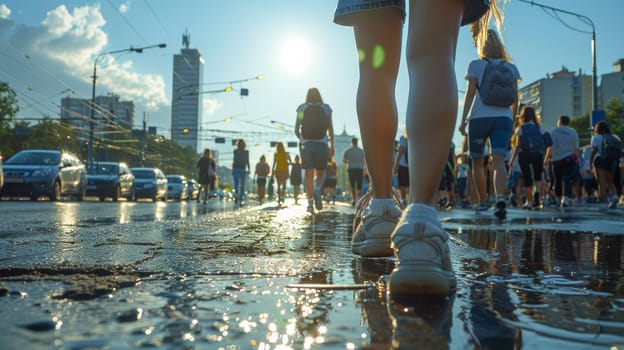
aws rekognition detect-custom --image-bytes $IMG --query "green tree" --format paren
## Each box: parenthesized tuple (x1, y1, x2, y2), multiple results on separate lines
(0, 82, 19, 126)
(570, 97, 624, 146)
(605, 97, 624, 138)
(0, 82, 19, 157)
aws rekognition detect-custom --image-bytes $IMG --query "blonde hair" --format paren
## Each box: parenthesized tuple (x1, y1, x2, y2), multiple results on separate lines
(471, 1, 507, 57)
(478, 29, 511, 61)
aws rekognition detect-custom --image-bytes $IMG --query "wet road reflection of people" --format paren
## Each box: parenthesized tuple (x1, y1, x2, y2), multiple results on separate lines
(460, 228, 624, 348)
(352, 258, 455, 349)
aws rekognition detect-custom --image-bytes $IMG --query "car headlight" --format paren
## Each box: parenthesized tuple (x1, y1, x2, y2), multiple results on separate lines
(31, 167, 55, 177)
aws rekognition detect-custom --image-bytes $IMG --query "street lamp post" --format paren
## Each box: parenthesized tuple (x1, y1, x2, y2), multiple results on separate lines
(88, 43, 166, 165)
(518, 0, 597, 130)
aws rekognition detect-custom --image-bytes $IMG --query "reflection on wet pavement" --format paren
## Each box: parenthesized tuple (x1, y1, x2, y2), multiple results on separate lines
(0, 200, 623, 349)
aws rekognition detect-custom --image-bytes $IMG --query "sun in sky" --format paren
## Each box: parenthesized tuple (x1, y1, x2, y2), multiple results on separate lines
(278, 35, 312, 75)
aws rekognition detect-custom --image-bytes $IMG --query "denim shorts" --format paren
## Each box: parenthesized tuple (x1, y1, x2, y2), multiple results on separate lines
(594, 156, 619, 173)
(467, 116, 513, 158)
(300, 141, 329, 170)
(334, 0, 490, 26)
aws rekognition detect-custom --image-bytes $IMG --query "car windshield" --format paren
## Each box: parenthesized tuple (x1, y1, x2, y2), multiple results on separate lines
(6, 151, 60, 166)
(132, 170, 155, 179)
(88, 164, 118, 175)
(167, 177, 182, 183)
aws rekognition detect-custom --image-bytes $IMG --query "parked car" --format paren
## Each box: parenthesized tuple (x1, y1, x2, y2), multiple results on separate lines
(0, 151, 3, 190)
(186, 178, 200, 200)
(87, 161, 135, 201)
(0, 149, 86, 201)
(166, 175, 188, 201)
(131, 167, 168, 201)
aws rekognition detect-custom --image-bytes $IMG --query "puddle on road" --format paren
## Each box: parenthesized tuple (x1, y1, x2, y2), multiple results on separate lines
(0, 204, 623, 349)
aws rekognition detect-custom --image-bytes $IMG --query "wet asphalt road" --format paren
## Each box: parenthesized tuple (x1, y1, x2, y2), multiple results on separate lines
(0, 197, 623, 349)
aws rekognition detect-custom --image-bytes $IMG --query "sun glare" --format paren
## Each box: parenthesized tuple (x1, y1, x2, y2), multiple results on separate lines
(278, 36, 311, 74)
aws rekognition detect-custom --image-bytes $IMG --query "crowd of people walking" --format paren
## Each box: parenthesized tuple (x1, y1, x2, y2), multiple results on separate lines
(190, 0, 623, 302)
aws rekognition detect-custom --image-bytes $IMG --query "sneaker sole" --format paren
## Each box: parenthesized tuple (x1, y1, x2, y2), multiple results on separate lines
(351, 238, 393, 257)
(388, 265, 456, 298)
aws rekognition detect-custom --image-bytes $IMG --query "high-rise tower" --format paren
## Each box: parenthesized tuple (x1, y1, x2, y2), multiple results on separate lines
(171, 29, 204, 152)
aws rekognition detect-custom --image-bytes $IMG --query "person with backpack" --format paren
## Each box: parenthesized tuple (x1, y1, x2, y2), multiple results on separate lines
(589, 121, 622, 209)
(254, 155, 270, 204)
(294, 87, 334, 214)
(508, 107, 549, 210)
(459, 28, 521, 220)
(196, 148, 216, 204)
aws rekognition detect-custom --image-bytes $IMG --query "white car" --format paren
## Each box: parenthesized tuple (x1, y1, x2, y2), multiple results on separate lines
(166, 175, 188, 201)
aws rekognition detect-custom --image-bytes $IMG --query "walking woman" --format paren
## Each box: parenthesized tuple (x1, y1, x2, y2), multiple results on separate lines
(232, 139, 250, 206)
(323, 155, 338, 204)
(196, 148, 216, 204)
(460, 29, 521, 219)
(272, 141, 290, 205)
(290, 154, 302, 204)
(254, 155, 270, 204)
(508, 107, 548, 209)
(589, 121, 622, 208)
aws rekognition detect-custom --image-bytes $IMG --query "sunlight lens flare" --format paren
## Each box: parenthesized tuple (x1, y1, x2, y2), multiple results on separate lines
(278, 36, 311, 74)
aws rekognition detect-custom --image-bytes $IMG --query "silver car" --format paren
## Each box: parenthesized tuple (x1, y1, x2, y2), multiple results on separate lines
(1, 149, 86, 201)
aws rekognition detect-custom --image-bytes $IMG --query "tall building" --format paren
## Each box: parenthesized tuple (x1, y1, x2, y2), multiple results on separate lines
(171, 30, 204, 153)
(600, 58, 624, 107)
(61, 94, 134, 140)
(519, 67, 592, 130)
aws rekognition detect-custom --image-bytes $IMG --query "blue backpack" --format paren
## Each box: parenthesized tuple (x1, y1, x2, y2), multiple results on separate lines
(520, 124, 546, 154)
(478, 59, 516, 107)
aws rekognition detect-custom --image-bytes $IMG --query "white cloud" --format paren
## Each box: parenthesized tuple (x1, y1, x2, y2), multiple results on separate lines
(7, 4, 168, 111)
(119, 2, 130, 14)
(203, 97, 223, 116)
(0, 4, 11, 19)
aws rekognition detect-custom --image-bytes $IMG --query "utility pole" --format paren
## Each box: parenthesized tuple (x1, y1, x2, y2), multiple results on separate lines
(141, 111, 147, 166)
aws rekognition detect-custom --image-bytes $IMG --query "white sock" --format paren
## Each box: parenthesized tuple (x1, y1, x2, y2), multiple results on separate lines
(368, 198, 395, 211)
(404, 203, 440, 225)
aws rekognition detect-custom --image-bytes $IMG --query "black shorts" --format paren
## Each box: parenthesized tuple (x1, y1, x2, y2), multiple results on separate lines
(323, 177, 337, 188)
(398, 166, 409, 187)
(348, 168, 364, 190)
(256, 177, 267, 186)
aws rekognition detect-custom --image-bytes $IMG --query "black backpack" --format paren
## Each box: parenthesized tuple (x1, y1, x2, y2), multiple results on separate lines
(301, 104, 329, 139)
(478, 59, 516, 107)
(601, 134, 622, 162)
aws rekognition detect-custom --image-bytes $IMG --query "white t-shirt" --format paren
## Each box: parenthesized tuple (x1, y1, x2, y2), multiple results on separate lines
(465, 58, 522, 120)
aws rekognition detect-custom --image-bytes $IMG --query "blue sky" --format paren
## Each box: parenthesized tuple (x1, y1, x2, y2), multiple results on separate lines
(1, 0, 623, 164)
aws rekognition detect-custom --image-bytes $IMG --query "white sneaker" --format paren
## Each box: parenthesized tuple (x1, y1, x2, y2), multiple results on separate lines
(388, 205, 456, 299)
(560, 197, 570, 208)
(351, 203, 401, 257)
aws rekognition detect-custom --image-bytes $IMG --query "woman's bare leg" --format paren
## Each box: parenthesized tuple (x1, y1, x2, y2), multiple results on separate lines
(353, 9, 402, 199)
(405, 0, 463, 205)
